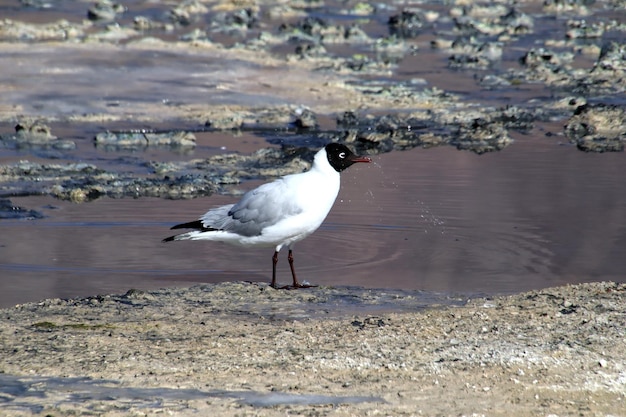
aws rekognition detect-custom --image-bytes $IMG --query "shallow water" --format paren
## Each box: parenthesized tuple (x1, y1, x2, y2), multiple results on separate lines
(0, 374, 382, 411)
(2, 125, 625, 308)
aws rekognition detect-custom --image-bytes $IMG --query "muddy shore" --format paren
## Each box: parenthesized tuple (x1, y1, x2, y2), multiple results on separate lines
(1, 281, 625, 416)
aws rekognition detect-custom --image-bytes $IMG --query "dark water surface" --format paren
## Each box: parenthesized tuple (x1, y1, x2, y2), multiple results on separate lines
(2, 126, 625, 308)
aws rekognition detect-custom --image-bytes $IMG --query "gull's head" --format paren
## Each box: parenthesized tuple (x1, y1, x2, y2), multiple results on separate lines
(323, 143, 371, 173)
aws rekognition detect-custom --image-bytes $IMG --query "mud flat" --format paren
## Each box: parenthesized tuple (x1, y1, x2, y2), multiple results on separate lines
(2, 0, 626, 203)
(1, 281, 624, 416)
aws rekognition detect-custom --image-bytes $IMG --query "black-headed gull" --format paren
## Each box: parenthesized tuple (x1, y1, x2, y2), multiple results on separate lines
(163, 143, 371, 289)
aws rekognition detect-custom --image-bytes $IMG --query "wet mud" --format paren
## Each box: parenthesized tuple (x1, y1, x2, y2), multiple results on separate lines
(1, 281, 625, 416)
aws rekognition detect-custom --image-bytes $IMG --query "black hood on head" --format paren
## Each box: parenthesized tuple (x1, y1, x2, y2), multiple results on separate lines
(324, 143, 371, 172)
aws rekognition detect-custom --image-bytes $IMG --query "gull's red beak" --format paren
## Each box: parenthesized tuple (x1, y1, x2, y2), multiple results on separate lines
(348, 155, 372, 163)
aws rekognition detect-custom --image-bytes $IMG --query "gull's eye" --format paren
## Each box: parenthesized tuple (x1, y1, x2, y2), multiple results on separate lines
(339, 152, 346, 158)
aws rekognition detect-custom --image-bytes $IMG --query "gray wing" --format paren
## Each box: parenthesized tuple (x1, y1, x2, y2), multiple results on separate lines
(200, 180, 303, 237)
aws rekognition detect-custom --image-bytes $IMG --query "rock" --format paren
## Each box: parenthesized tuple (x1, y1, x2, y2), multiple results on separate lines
(452, 118, 513, 154)
(566, 19, 604, 39)
(499, 8, 534, 35)
(213, 8, 258, 31)
(278, 16, 329, 43)
(591, 41, 626, 75)
(519, 47, 573, 73)
(0, 121, 76, 151)
(492, 105, 538, 132)
(87, 0, 126, 22)
(0, 198, 45, 219)
(168, 0, 209, 25)
(0, 18, 85, 41)
(564, 104, 626, 152)
(336, 111, 360, 128)
(544, 0, 595, 14)
(291, 108, 318, 129)
(388, 9, 429, 38)
(94, 130, 196, 149)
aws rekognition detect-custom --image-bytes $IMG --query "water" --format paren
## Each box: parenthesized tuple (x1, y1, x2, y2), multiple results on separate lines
(1, 0, 625, 308)
(2, 126, 625, 308)
(0, 374, 383, 412)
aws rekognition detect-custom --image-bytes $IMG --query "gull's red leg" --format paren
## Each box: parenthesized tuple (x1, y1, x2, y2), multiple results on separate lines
(288, 250, 317, 289)
(288, 250, 299, 287)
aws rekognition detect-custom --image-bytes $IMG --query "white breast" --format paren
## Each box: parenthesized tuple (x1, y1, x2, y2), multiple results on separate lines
(261, 162, 341, 249)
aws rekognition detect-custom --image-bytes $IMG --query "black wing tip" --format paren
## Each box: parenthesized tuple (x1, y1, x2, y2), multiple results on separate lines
(162, 221, 197, 242)
(170, 220, 204, 230)
(164, 220, 218, 242)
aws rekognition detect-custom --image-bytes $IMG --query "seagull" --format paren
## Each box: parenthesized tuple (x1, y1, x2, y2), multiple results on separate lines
(163, 143, 371, 289)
